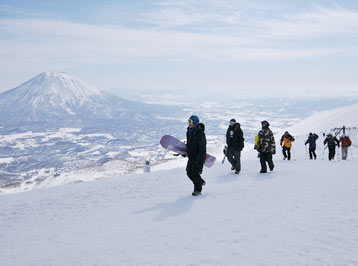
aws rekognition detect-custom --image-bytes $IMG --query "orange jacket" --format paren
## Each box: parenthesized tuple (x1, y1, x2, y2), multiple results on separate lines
(281, 135, 295, 148)
(339, 136, 352, 148)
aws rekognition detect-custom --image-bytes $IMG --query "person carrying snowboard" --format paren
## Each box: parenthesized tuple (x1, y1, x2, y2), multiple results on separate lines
(226, 118, 244, 174)
(186, 115, 207, 196)
(339, 134, 352, 160)
(323, 133, 340, 160)
(305, 132, 319, 159)
(280, 131, 295, 160)
(257, 120, 276, 173)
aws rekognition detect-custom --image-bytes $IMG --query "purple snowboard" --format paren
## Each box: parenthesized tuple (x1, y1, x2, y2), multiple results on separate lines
(160, 135, 216, 168)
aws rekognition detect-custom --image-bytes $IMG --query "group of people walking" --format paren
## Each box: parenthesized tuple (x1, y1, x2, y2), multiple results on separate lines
(182, 115, 353, 196)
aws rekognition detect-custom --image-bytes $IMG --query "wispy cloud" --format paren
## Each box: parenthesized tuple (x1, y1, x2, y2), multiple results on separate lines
(1, 2, 357, 68)
(1, 1, 358, 94)
(0, 16, 348, 69)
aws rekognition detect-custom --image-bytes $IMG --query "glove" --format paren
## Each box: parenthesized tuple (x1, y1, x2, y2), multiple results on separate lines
(272, 150, 276, 155)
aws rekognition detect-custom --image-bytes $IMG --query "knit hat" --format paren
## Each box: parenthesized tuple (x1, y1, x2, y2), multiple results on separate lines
(261, 120, 270, 127)
(189, 115, 199, 123)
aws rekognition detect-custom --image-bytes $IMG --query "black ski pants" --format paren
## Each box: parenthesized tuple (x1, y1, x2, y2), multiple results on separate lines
(328, 147, 335, 160)
(309, 147, 317, 159)
(259, 152, 274, 172)
(282, 146, 291, 160)
(227, 147, 241, 172)
(186, 160, 205, 192)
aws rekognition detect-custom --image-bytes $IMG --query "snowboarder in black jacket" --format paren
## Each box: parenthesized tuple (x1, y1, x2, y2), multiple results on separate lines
(323, 133, 340, 160)
(186, 115, 206, 196)
(226, 118, 244, 174)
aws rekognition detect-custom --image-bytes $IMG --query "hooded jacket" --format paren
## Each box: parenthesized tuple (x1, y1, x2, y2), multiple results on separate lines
(324, 135, 340, 149)
(186, 123, 207, 171)
(280, 133, 295, 148)
(226, 123, 244, 151)
(258, 127, 276, 153)
(305, 134, 319, 148)
(339, 136, 352, 148)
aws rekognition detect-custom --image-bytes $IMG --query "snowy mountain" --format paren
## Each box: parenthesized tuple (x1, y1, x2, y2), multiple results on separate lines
(288, 103, 358, 136)
(0, 72, 177, 130)
(0, 73, 186, 188)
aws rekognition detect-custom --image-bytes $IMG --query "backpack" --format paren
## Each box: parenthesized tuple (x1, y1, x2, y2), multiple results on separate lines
(254, 135, 260, 150)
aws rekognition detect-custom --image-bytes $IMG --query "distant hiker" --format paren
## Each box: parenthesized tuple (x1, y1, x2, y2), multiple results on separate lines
(305, 133, 319, 160)
(186, 115, 207, 196)
(339, 135, 352, 160)
(144, 160, 151, 173)
(280, 131, 295, 160)
(226, 118, 244, 174)
(323, 133, 340, 160)
(257, 120, 276, 173)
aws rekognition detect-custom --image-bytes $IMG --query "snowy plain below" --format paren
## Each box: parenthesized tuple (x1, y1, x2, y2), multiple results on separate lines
(1, 132, 358, 266)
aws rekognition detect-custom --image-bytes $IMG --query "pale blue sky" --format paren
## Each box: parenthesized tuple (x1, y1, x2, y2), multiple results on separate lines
(0, 0, 358, 97)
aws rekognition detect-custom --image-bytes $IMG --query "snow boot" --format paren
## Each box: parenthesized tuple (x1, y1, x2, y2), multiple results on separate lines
(192, 191, 201, 196)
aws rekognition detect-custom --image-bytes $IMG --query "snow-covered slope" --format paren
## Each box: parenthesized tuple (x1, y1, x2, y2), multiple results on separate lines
(288, 103, 358, 136)
(1, 101, 358, 265)
(1, 140, 357, 266)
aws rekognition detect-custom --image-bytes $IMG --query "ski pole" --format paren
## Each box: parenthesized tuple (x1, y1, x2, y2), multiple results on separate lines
(291, 146, 296, 161)
(305, 144, 308, 158)
(322, 145, 327, 160)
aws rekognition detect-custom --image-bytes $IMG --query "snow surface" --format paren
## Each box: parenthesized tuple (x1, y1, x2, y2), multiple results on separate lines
(1, 138, 357, 266)
(1, 82, 358, 265)
(288, 103, 358, 135)
(9, 72, 101, 106)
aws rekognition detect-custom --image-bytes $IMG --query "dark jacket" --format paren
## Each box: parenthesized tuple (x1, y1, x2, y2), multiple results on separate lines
(186, 123, 207, 171)
(226, 123, 244, 151)
(324, 136, 340, 149)
(305, 134, 318, 148)
(258, 127, 276, 153)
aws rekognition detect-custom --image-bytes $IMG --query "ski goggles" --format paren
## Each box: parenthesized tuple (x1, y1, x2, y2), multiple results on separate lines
(188, 119, 193, 124)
